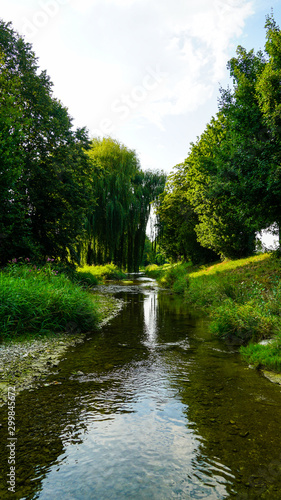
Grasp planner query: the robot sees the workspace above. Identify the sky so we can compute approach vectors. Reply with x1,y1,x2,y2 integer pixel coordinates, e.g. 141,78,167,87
1,0,281,175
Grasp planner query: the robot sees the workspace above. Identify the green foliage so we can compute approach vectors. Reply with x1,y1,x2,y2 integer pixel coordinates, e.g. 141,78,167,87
185,112,259,259
145,262,191,294
77,263,127,283
159,263,190,294
0,263,100,340
84,137,166,272
209,300,277,343
155,164,218,264
241,339,281,371
0,20,94,265
145,264,169,280
141,237,167,267
0,21,165,270
183,253,281,361
171,18,281,260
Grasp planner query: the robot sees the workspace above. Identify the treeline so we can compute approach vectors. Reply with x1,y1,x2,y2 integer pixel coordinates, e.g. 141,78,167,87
156,14,281,262
0,20,165,271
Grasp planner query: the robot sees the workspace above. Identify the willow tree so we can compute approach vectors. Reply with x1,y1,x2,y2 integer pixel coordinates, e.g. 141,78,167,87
126,169,166,272
84,138,166,271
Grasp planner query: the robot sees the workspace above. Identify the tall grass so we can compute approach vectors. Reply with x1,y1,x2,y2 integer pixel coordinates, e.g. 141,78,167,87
76,263,127,285
0,263,101,340
159,263,191,294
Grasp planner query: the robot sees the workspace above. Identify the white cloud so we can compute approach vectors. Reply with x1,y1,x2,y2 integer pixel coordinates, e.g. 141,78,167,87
0,0,255,168
61,0,253,135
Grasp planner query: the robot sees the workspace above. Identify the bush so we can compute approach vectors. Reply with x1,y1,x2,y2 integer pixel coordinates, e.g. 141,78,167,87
74,268,99,287
145,264,165,280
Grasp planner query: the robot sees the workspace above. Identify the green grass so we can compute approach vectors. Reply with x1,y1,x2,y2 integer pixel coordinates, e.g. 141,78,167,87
209,299,277,343
145,264,167,280
0,263,101,340
145,262,191,293
159,263,191,294
76,263,127,284
148,253,281,372
240,338,281,372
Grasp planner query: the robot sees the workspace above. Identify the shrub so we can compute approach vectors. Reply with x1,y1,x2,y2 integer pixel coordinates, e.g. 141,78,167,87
159,263,190,294
145,264,165,280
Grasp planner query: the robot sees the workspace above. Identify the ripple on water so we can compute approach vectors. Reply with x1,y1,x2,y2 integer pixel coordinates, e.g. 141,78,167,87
2,280,281,500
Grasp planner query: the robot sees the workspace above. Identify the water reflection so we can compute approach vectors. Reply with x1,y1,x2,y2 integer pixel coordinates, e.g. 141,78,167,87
1,278,281,498
143,291,158,348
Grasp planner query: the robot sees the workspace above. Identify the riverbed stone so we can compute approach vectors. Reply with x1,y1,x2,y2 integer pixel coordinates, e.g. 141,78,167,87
0,296,123,406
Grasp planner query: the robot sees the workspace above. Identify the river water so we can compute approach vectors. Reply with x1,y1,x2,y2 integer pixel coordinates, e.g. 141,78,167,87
1,275,281,499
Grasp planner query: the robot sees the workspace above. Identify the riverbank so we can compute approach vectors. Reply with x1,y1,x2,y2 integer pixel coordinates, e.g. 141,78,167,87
0,294,123,406
146,253,281,375
0,261,126,406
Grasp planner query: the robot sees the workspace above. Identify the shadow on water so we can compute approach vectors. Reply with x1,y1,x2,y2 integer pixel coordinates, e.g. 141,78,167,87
1,275,281,498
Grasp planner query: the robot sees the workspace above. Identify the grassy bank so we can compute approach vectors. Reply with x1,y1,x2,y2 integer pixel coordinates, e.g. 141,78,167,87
146,254,281,372
0,261,126,342
76,263,127,286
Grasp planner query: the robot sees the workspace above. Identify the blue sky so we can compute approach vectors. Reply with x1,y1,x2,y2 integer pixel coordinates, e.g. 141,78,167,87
1,0,281,174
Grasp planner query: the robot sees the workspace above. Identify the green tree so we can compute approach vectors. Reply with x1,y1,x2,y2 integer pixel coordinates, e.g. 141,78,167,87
0,20,93,264
185,114,256,259
127,169,166,271
256,14,281,243
156,164,218,264
84,137,140,266
183,42,270,259
84,138,166,271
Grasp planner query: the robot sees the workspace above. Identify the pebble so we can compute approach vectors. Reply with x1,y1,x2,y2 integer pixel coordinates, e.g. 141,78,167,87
0,296,123,406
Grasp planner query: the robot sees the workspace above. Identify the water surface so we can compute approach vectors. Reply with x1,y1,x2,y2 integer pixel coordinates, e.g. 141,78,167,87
1,275,281,499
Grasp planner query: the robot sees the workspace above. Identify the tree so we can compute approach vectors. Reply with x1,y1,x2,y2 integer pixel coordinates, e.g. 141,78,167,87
84,137,140,266
0,20,93,264
84,137,166,271
156,164,218,263
184,113,257,259
0,41,33,261
255,14,281,243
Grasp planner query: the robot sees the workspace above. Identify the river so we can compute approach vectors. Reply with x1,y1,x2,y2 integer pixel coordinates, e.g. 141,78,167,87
1,274,281,499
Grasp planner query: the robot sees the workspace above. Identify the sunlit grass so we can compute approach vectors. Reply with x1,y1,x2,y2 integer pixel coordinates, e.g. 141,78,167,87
188,253,270,278
76,263,127,284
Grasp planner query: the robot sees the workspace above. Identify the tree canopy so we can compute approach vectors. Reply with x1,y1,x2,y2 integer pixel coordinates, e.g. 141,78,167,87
0,20,93,265
84,137,166,271
0,20,165,270
157,13,281,261
3,14,281,268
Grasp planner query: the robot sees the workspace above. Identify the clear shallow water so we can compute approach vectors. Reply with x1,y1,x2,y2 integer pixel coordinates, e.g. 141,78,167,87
1,275,281,499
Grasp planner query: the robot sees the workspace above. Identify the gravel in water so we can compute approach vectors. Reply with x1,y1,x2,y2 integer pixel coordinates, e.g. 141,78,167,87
0,295,123,406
